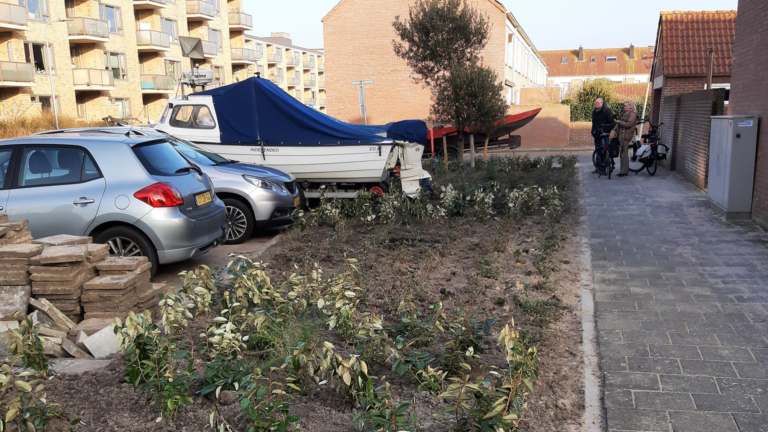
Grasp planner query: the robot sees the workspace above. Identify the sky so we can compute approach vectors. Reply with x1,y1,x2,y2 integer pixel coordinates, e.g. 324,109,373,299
242,0,738,50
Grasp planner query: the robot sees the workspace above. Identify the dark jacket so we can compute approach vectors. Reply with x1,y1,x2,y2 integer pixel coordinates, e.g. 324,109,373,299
591,104,614,137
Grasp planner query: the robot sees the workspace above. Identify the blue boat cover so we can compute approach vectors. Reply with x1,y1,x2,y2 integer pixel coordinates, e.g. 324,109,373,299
197,78,425,146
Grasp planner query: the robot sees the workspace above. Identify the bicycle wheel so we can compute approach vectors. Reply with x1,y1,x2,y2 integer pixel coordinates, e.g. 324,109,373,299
607,158,612,179
646,154,658,176
628,142,644,173
592,150,599,168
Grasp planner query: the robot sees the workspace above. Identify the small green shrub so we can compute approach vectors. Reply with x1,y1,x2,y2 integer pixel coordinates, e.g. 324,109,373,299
443,314,494,375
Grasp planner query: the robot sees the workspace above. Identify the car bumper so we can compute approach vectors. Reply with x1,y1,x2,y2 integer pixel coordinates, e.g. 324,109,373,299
248,188,300,226
136,200,227,265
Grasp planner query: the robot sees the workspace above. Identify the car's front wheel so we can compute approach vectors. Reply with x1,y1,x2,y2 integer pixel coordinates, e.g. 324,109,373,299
94,226,159,276
223,198,254,245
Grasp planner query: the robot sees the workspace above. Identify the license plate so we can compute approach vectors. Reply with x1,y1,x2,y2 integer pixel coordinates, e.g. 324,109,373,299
195,191,212,207
294,196,300,207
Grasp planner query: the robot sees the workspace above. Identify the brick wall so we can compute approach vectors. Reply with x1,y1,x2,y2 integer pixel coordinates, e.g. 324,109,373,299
613,83,650,101
519,87,560,105
659,94,681,170
508,104,570,148
662,89,725,189
729,0,768,228
569,121,651,149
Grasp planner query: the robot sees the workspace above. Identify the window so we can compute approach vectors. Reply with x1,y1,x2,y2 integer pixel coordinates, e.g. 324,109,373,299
6,43,11,62
606,56,618,62
169,105,216,129
70,46,81,68
18,0,49,22
64,0,74,17
132,141,192,177
213,65,223,83
590,56,596,63
257,64,264,75
161,18,178,43
209,29,222,52
164,59,181,82
159,103,170,124
104,52,127,80
18,147,101,187
31,95,56,113
0,148,13,189
98,3,122,34
24,42,53,74
111,97,131,117
561,57,568,64
76,94,86,118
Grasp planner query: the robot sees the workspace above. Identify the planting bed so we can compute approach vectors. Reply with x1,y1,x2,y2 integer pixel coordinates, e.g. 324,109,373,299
41,156,585,432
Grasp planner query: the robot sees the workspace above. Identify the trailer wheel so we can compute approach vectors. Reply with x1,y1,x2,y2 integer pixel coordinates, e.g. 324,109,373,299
437,144,460,159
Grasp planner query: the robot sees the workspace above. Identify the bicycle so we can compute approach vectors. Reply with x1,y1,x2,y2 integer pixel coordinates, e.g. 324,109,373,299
591,124,615,179
628,120,669,176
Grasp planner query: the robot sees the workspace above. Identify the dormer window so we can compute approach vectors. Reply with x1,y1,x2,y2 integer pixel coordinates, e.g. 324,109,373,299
590,57,596,63
561,57,568,64
606,56,618,62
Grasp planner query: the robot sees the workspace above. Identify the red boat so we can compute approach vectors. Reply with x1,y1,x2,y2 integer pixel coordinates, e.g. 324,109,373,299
425,108,542,158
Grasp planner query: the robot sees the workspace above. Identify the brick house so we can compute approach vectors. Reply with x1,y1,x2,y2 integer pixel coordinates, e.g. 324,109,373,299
728,0,768,228
322,0,547,125
541,45,654,100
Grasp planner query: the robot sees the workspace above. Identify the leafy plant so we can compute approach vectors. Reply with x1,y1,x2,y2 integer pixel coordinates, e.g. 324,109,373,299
201,354,249,398
392,350,447,395
478,257,499,280
8,317,50,378
443,314,494,375
180,265,216,315
439,184,467,217
353,380,417,432
159,292,194,335
470,189,495,220
396,300,446,348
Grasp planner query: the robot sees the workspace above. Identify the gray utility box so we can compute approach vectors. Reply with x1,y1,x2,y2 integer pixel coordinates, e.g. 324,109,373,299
707,115,759,220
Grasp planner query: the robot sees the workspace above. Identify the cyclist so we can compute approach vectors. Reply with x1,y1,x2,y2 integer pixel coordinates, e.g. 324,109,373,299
591,98,614,175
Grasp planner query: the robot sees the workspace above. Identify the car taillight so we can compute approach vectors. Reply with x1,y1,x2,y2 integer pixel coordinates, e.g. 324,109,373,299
134,183,184,207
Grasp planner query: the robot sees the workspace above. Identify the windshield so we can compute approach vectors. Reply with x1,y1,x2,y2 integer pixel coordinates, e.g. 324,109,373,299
169,137,230,167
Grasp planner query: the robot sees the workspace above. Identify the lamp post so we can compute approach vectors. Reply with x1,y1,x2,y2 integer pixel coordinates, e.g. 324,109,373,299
45,18,73,130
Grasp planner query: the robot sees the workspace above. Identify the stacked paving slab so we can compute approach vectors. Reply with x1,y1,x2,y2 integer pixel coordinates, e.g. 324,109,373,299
0,243,42,323
84,257,164,320
0,216,33,245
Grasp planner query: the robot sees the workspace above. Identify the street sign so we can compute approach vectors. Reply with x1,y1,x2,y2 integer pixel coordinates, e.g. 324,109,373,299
351,79,375,86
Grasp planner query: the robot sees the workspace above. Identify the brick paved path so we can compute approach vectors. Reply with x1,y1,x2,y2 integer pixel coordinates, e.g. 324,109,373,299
582,162,768,432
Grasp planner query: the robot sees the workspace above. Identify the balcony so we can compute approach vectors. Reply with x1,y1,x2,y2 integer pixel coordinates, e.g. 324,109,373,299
304,80,316,88
67,17,109,43
0,3,28,31
318,63,325,72
267,54,282,64
319,98,326,107
228,11,252,30
186,0,215,21
141,74,174,94
136,30,171,52
286,77,300,87
133,0,170,10
0,61,34,88
303,61,315,70
73,69,115,91
318,79,325,89
202,40,217,58
269,75,283,84
285,57,299,67
231,48,256,64
293,91,302,102
305,98,316,106
254,50,263,61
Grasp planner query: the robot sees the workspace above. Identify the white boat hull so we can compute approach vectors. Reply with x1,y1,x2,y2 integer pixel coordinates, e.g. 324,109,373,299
195,143,395,183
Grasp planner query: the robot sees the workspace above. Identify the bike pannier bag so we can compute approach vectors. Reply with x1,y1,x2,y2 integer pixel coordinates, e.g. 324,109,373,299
609,138,620,158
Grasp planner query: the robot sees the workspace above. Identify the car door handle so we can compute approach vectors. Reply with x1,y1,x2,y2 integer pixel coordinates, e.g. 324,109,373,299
73,198,96,206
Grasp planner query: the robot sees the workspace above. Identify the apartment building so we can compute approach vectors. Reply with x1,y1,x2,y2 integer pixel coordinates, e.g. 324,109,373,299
0,0,254,123
242,33,326,113
322,0,547,124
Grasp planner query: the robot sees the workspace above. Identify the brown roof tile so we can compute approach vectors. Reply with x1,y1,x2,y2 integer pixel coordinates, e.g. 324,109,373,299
540,47,654,77
658,10,737,77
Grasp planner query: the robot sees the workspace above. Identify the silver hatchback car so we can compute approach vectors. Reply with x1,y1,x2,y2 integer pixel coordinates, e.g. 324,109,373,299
37,127,301,244
0,134,227,274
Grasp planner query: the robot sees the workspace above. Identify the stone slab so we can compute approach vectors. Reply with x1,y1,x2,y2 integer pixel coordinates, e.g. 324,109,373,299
0,258,31,266
42,340,67,358
28,310,66,332
0,243,43,258
50,358,112,374
84,274,140,291
61,338,92,359
37,245,88,265
87,252,109,264
83,312,125,320
0,275,30,285
28,298,76,330
68,318,115,337
0,285,30,321
96,256,148,272
82,325,120,358
75,330,88,351
33,235,92,246
0,220,27,232
99,262,153,277
0,233,34,245
38,325,68,339
0,320,20,332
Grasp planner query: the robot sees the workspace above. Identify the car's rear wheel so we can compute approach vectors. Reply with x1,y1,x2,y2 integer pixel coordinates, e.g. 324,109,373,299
223,198,254,245
94,226,159,277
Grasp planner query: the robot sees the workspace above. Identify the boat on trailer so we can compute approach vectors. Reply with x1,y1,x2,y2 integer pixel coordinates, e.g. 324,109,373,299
155,77,431,198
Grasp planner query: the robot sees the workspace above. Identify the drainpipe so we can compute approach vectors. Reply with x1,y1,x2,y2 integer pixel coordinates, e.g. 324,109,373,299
706,46,714,90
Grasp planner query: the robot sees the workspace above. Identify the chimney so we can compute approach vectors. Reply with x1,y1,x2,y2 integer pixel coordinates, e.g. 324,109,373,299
629,43,635,59
578,45,584,62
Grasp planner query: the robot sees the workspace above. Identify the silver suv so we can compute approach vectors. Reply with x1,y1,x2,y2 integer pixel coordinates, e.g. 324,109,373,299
0,134,227,275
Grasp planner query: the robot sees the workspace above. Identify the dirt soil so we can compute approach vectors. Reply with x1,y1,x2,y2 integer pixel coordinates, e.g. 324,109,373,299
45,160,585,432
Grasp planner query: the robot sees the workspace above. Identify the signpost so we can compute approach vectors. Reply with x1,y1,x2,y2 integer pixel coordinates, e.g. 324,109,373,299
351,79,374,125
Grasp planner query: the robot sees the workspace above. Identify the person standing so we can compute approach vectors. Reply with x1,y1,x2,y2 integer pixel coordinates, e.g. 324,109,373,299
613,100,638,177
591,98,613,174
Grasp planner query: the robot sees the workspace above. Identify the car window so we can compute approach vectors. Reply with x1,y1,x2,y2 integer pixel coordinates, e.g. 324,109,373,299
0,148,13,189
18,147,99,187
170,139,228,166
133,141,192,176
82,154,100,181
169,105,215,129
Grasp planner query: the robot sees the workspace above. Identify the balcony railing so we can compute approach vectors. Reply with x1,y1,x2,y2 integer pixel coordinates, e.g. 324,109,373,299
186,1,215,17
228,11,252,28
285,57,299,67
303,61,315,70
306,98,316,106
67,17,109,39
0,61,33,84
304,80,316,87
319,99,326,106
133,0,171,8
267,54,282,63
318,64,325,72
141,74,174,91
73,69,114,88
269,75,283,84
294,91,302,101
254,50,263,60
231,48,256,62
136,30,170,48
0,3,27,28
318,80,325,88
287,77,300,86
202,40,218,56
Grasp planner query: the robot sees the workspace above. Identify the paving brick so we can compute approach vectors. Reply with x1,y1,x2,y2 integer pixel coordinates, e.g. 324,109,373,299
633,391,694,410
95,256,148,272
605,408,670,431
699,346,757,362
32,235,91,246
37,245,87,264
680,360,738,378
622,331,672,345
627,357,683,374
731,413,768,432
603,356,629,372
82,325,120,358
667,411,738,432
604,388,635,408
83,274,140,291
601,341,651,357
659,374,719,393
733,362,768,379
754,395,768,412
716,378,768,395
650,344,702,360
668,332,719,346
604,372,660,391
692,393,760,413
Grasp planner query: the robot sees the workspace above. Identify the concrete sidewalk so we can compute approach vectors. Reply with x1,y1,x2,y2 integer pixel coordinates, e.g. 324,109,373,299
582,160,768,432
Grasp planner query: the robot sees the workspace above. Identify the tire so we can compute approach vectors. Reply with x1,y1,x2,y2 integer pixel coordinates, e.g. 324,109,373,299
646,157,658,176
94,226,159,277
223,198,255,245
592,150,599,168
